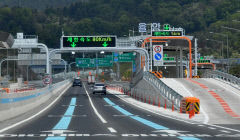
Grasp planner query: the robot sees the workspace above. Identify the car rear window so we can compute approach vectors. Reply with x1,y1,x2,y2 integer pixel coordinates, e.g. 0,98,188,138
74,79,81,82
95,84,104,86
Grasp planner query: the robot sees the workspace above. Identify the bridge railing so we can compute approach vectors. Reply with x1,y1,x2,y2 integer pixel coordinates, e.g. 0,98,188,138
203,70,240,86
143,72,183,109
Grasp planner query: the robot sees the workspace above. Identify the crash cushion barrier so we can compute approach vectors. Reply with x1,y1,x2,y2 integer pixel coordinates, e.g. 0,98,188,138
180,97,200,114
151,71,163,79
0,80,71,122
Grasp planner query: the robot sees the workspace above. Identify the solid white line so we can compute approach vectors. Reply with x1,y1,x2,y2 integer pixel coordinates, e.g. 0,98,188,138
0,82,71,133
108,127,117,133
208,124,240,133
83,84,107,123
220,130,231,133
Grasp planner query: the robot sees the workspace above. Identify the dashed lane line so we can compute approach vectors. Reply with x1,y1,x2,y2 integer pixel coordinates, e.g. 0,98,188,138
47,115,87,118
220,130,231,133
108,127,117,133
1,133,240,138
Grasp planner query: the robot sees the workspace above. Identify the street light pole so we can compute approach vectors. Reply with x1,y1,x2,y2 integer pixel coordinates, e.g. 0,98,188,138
206,38,223,58
209,32,229,72
68,62,76,72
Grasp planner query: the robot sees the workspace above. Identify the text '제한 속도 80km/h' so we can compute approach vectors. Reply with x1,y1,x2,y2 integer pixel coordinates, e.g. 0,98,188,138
62,36,116,47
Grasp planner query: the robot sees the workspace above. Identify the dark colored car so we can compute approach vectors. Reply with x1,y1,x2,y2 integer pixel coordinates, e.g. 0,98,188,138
72,78,82,87
93,83,106,95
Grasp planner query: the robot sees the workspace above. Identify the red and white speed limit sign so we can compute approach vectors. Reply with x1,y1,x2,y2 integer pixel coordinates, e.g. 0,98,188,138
43,75,52,85
154,45,162,53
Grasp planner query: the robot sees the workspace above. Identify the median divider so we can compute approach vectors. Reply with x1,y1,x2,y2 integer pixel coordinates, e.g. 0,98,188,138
0,80,71,122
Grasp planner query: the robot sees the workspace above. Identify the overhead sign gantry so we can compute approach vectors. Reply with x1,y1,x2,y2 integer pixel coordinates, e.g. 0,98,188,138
62,36,116,48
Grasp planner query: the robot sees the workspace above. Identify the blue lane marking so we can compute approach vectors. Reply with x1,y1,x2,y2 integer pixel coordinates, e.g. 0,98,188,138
53,98,76,129
103,98,168,130
178,137,201,140
45,97,76,140
46,137,66,140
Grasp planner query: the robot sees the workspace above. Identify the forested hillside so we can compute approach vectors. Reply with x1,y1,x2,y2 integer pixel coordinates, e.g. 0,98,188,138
0,0,85,10
0,0,239,58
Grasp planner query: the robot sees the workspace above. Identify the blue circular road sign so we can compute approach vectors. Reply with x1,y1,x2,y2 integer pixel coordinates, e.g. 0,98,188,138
154,53,162,60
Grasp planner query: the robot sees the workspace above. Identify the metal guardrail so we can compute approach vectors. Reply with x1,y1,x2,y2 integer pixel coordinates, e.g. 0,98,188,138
143,72,183,109
203,70,240,86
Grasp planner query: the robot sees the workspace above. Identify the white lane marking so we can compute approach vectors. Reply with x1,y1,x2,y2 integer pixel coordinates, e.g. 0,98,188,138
47,114,87,117
42,129,76,134
0,82,72,133
104,104,125,107
113,114,139,117
177,80,209,124
62,105,83,107
220,130,231,133
68,134,75,136
207,124,240,133
108,127,117,133
83,84,107,123
18,134,25,137
198,125,204,127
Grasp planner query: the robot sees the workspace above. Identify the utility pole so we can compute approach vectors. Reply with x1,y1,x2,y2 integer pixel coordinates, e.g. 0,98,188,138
176,48,179,78
194,38,198,76
180,47,183,78
150,39,152,71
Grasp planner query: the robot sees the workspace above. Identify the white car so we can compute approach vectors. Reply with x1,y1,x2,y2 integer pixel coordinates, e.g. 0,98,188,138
92,83,106,95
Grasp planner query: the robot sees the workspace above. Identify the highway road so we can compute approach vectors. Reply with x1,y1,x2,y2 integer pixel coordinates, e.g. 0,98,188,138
1,82,240,140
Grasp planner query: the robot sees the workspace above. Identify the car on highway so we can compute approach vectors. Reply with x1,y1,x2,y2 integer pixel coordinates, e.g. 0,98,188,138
72,78,82,87
92,83,106,95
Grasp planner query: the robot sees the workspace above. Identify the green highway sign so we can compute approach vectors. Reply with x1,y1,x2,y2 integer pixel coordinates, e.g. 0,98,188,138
118,53,135,62
76,58,90,67
75,53,135,68
95,58,113,67
76,57,113,68
197,59,210,63
163,57,175,61
152,31,183,36
63,36,116,48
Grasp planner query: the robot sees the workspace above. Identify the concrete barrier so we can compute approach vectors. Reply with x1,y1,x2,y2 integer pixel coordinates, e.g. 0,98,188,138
0,80,71,122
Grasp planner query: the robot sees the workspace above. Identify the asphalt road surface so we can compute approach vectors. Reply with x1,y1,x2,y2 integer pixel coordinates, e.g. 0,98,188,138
1,82,240,140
